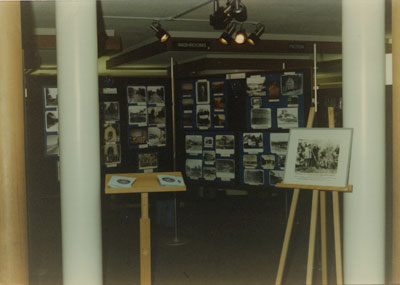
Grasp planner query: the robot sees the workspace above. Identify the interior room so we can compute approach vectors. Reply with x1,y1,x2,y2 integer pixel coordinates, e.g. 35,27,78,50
0,0,395,284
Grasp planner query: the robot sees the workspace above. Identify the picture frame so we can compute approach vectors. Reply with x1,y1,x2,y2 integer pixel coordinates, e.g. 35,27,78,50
283,128,353,187
195,79,210,104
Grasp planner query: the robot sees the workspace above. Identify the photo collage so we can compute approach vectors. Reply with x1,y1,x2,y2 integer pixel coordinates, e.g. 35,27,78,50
185,132,235,182
127,85,167,150
43,86,59,157
100,88,121,167
180,79,227,130
246,72,305,130
240,132,289,186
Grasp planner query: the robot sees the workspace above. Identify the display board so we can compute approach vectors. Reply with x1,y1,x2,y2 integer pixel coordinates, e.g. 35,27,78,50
177,70,311,188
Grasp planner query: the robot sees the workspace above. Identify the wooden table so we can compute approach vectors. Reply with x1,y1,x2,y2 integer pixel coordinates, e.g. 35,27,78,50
105,172,186,285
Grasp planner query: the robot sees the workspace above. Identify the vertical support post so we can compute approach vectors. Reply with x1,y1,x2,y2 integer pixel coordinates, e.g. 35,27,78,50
56,1,103,284
319,192,327,284
0,2,29,284
342,0,385,284
393,1,400,283
306,190,319,285
140,193,151,285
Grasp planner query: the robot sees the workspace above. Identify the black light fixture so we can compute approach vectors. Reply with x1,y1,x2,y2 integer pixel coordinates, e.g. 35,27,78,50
210,0,232,30
219,22,236,45
150,22,170,43
247,23,265,46
234,24,247,44
226,0,247,22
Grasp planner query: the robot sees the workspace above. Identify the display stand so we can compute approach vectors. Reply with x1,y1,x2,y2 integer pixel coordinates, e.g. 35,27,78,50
105,172,186,285
275,107,352,285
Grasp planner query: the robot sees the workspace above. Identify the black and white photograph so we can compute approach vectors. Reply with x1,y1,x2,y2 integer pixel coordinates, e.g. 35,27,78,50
251,108,271,129
196,80,210,104
251,97,262,108
203,167,217,181
185,159,202,179
213,114,226,128
129,127,148,146
45,110,59,132
213,97,225,112
287,95,299,106
148,127,166,146
103,123,120,143
128,105,148,126
182,98,194,112
267,80,280,101
284,128,353,187
196,105,211,129
44,87,58,107
183,113,194,128
243,154,258,168
181,83,193,98
147,86,165,105
281,73,303,96
127,86,147,104
138,152,158,170
148,106,166,126
243,132,263,153
246,75,266,97
277,108,299,128
216,159,235,180
101,102,120,121
270,133,289,154
261,155,275,169
104,144,121,165
269,170,284,185
215,134,235,156
46,134,59,156
204,136,214,148
277,154,286,169
185,135,203,154
244,169,264,185
203,150,216,165
211,81,225,96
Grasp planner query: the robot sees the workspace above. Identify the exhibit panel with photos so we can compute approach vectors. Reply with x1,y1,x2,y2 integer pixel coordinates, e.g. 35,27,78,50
179,78,228,130
178,70,309,188
185,132,236,183
42,86,60,157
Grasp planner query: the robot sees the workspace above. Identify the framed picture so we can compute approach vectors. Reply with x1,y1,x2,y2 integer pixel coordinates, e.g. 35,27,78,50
147,86,165,105
45,110,59,133
196,80,210,104
127,86,147,104
281,73,303,96
43,87,58,108
138,152,158,170
283,128,353,187
101,101,120,121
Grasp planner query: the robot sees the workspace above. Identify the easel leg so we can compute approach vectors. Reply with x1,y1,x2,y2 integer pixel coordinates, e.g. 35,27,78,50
306,190,319,285
332,191,343,285
140,193,151,285
320,192,328,284
275,189,300,285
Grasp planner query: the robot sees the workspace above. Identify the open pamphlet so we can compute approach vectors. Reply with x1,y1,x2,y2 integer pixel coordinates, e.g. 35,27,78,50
108,176,136,188
157,174,185,187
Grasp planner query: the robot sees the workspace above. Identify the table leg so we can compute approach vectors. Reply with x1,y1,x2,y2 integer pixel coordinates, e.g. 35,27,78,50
140,193,151,285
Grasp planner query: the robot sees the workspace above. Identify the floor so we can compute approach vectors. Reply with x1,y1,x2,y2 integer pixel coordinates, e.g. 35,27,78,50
29,188,340,285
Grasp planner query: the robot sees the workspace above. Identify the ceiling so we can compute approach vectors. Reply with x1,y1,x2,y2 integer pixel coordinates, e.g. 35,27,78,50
22,0,391,78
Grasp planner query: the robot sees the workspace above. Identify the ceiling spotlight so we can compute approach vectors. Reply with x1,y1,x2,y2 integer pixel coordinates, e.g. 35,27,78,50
210,1,232,30
219,22,236,45
234,24,247,44
247,24,265,46
150,22,170,43
226,0,247,22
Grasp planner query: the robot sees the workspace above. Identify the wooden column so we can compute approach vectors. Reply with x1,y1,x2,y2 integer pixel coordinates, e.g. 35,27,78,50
0,2,29,284
392,1,400,283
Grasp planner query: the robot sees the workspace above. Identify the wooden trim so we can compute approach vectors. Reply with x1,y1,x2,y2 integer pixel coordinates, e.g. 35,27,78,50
276,183,353,193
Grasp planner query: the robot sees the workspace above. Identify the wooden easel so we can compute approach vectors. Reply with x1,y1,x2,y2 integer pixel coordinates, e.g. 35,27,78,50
275,107,353,285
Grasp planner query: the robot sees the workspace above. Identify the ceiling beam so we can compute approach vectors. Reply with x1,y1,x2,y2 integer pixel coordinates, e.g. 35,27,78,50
106,37,343,69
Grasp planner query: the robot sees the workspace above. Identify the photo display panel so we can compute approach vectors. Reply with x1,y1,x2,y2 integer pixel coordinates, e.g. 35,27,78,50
246,71,306,130
179,78,228,130
42,86,59,157
184,132,236,183
239,131,288,186
127,85,167,150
